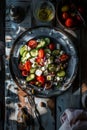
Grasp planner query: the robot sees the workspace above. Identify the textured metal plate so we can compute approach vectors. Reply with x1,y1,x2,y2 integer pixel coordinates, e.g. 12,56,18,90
9,26,78,97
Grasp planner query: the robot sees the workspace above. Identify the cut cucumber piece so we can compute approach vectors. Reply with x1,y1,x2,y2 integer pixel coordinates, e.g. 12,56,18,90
47,56,54,64
22,51,30,59
30,49,38,57
48,64,56,72
19,45,27,56
37,40,46,49
30,68,36,73
21,51,30,63
57,70,66,77
22,51,28,57
44,37,50,45
52,49,60,56
21,57,27,63
44,49,51,54
26,74,35,81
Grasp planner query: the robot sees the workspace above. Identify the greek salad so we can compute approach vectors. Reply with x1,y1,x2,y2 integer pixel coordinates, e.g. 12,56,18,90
18,37,69,89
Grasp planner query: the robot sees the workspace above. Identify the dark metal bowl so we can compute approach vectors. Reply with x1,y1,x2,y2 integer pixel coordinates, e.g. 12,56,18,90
56,0,86,30
9,26,78,97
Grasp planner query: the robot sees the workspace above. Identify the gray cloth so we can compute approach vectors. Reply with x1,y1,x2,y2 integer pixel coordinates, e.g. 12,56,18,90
59,109,87,130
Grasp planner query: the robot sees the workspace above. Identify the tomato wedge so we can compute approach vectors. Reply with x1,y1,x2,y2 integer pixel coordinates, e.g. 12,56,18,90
59,54,69,62
36,57,44,66
36,76,45,84
29,81,35,85
18,63,25,70
38,49,45,58
22,70,28,76
27,39,37,48
24,61,31,71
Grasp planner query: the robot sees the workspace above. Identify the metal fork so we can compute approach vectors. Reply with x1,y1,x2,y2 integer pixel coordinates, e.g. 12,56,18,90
28,96,45,130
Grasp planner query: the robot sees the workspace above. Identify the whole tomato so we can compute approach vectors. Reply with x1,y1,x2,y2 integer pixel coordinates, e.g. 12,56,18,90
65,18,74,27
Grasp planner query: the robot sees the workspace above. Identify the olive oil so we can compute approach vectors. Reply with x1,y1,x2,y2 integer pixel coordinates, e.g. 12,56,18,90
37,8,54,22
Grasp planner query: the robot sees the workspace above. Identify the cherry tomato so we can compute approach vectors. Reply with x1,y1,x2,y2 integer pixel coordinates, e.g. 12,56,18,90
22,70,28,76
49,43,55,50
27,39,37,48
65,18,74,27
24,61,31,71
62,12,69,20
59,54,69,62
18,63,25,70
36,76,45,84
36,57,44,66
38,49,45,58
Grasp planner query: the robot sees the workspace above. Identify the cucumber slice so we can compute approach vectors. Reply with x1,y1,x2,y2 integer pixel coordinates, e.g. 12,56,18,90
57,70,66,77
30,68,36,73
44,37,50,45
21,51,30,63
44,49,51,54
52,49,60,56
22,51,30,58
21,57,27,63
26,52,31,59
22,51,28,57
48,64,56,72
26,74,35,81
37,39,46,49
47,56,54,64
19,45,27,56
30,49,38,57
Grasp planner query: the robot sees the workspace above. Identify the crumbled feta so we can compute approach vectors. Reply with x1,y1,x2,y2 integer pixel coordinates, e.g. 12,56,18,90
30,58,35,63
32,63,36,68
60,51,64,55
27,46,31,50
35,69,42,76
56,77,60,81
26,53,30,58
41,67,45,71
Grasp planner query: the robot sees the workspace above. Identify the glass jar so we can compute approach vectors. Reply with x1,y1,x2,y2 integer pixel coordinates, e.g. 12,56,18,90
33,0,55,25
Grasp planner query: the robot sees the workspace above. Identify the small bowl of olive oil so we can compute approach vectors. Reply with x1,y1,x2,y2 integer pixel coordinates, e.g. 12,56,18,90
33,0,55,24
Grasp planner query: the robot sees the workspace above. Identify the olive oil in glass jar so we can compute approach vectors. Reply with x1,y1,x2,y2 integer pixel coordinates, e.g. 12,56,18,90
34,0,55,24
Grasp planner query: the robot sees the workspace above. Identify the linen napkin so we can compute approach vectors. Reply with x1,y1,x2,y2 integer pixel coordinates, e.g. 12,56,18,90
59,108,87,130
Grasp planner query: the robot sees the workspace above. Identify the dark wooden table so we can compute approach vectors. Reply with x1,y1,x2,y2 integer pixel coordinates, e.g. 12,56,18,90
0,1,5,130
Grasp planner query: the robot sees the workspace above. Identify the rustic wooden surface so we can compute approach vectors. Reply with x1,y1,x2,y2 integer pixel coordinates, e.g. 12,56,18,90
0,1,5,130
3,0,87,130
5,1,56,130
